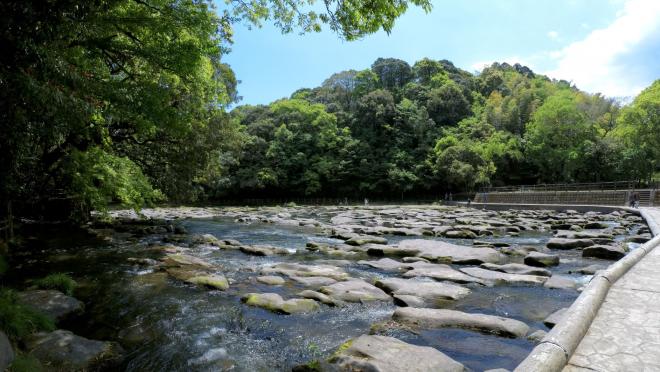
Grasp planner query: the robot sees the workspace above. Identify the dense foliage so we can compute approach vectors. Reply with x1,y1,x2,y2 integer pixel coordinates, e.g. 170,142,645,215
221,61,659,199
0,0,429,219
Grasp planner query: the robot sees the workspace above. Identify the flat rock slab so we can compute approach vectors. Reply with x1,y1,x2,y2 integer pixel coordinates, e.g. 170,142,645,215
569,264,606,275
240,245,290,256
543,307,567,328
582,245,626,260
524,252,560,267
25,330,123,370
17,290,84,321
393,307,529,338
261,263,349,280
543,275,577,290
329,334,465,372
256,276,286,285
241,293,319,314
546,238,595,250
185,274,229,290
459,267,548,286
297,290,343,306
399,239,501,264
375,277,470,303
357,258,408,271
320,279,391,303
403,263,487,285
289,276,337,288
480,263,552,277
161,253,213,269
345,235,388,246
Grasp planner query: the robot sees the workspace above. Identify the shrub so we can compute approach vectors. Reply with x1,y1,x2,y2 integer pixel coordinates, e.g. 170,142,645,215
9,353,43,372
0,289,55,340
33,273,77,296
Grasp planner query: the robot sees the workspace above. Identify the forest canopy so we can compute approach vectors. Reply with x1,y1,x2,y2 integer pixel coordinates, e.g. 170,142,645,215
0,0,657,220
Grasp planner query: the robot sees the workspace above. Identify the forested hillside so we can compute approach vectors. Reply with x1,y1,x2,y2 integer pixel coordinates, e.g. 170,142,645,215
219,60,659,199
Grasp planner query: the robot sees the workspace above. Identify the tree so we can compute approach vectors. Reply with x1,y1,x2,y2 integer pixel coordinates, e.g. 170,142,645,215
371,58,413,91
426,81,471,126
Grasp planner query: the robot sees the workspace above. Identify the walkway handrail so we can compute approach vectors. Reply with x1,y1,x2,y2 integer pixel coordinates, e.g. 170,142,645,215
481,181,658,193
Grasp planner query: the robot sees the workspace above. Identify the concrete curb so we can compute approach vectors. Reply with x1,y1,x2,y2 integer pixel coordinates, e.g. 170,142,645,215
515,208,660,372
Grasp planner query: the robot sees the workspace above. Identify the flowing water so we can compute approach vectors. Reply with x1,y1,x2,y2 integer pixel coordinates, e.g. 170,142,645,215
5,208,647,371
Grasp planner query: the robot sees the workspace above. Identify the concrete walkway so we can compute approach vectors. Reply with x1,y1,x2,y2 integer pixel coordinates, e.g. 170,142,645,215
564,207,660,371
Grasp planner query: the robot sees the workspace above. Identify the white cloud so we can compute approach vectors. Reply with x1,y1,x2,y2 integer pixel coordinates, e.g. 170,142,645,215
547,31,559,40
546,0,660,97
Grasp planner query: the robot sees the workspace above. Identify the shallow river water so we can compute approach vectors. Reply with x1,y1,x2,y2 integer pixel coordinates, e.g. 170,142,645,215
6,206,648,371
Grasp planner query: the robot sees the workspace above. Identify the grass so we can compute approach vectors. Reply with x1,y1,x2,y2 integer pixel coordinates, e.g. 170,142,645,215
9,353,43,372
0,289,55,341
33,273,77,296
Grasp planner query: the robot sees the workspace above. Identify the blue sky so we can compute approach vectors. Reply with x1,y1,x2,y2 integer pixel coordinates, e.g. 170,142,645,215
222,0,660,105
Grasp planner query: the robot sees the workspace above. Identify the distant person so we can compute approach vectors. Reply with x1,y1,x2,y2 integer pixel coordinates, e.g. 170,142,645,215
628,193,634,207
633,192,640,208
467,198,472,207
449,193,453,201
444,192,448,201
364,198,369,206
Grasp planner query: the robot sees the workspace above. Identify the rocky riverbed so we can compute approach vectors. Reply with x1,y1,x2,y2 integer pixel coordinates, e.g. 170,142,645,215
6,205,652,371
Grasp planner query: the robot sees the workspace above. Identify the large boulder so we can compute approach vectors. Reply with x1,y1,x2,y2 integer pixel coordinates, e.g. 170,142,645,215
320,279,391,303
161,253,213,269
357,258,408,271
17,290,84,321
524,252,559,267
25,330,124,370
297,290,343,306
329,335,465,372
582,245,626,260
399,239,501,264
256,276,286,285
393,307,529,338
289,276,337,288
0,331,14,371
375,278,470,304
403,263,487,285
546,238,594,250
459,267,547,286
345,235,388,246
241,293,320,314
480,263,552,277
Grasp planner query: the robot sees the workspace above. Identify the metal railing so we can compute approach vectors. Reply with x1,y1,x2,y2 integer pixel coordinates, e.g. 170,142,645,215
480,181,659,193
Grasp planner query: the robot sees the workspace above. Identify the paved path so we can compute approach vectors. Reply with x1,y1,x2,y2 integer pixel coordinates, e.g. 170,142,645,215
565,207,660,372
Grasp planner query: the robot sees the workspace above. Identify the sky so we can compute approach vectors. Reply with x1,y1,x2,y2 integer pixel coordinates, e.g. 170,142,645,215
222,0,660,106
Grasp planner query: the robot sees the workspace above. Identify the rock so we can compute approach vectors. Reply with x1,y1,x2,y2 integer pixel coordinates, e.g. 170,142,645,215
297,290,343,306
17,290,84,321
393,307,529,338
290,276,338,288
365,244,420,257
480,263,552,277
444,230,477,239
375,277,470,304
357,258,408,271
320,279,391,303
262,263,349,281
329,335,465,372
501,246,537,256
0,331,14,371
524,252,560,267
345,235,388,246
628,234,651,243
582,245,626,260
584,222,608,229
543,276,577,290
241,293,320,314
161,254,213,269
527,329,547,342
398,239,501,264
173,225,187,234
392,295,428,308
240,245,290,256
191,233,221,246
25,330,124,370
546,238,594,249
569,264,606,275
186,274,229,290
543,308,567,328
403,263,487,285
257,276,286,285
459,267,547,286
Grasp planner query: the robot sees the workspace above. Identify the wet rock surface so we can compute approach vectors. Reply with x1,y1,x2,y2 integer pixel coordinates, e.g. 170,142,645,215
25,330,124,370
17,290,84,321
4,205,645,371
